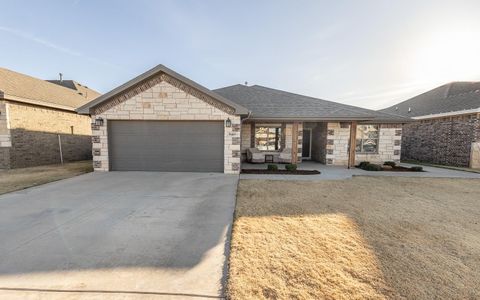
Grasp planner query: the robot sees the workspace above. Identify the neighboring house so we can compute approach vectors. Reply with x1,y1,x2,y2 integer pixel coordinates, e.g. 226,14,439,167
381,82,480,168
0,67,100,169
77,64,409,174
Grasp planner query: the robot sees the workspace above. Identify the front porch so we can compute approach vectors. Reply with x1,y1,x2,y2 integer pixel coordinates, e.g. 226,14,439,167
240,120,402,167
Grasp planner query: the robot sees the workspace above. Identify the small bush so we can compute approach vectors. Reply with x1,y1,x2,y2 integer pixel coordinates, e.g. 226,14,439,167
410,166,423,172
383,161,396,167
267,164,278,171
285,164,297,171
358,161,370,169
364,163,383,171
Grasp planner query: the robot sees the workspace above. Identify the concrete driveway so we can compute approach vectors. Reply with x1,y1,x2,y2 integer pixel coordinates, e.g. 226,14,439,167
0,172,238,299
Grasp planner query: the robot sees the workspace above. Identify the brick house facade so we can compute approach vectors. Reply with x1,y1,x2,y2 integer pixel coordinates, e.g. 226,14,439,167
0,67,99,169
402,114,480,168
380,81,480,168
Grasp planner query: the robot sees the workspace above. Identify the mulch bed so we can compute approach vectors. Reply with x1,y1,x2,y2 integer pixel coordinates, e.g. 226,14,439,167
356,166,424,172
241,169,321,175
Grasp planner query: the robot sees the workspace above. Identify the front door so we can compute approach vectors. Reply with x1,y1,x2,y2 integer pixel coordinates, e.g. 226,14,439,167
302,129,311,159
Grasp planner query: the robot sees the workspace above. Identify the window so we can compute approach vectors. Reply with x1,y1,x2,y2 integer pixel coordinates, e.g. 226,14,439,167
255,126,282,151
356,125,379,153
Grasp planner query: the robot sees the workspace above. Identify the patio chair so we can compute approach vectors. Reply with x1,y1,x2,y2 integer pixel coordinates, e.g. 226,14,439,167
278,148,292,163
246,148,265,163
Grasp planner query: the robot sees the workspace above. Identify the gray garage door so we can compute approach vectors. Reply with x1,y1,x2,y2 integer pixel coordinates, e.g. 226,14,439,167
109,121,224,172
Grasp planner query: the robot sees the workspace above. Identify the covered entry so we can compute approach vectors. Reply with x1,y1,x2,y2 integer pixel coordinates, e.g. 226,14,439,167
108,120,224,172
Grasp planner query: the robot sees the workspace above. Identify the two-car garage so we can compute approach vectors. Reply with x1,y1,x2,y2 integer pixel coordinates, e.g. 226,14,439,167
108,121,225,172
77,65,245,174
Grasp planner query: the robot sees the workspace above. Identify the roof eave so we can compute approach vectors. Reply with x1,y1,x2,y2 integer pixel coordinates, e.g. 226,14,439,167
245,116,411,123
3,93,76,111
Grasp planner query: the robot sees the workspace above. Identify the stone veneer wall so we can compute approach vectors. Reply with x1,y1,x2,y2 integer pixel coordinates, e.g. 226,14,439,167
402,114,480,167
240,122,302,163
5,102,92,168
0,101,11,168
91,80,241,174
325,122,402,165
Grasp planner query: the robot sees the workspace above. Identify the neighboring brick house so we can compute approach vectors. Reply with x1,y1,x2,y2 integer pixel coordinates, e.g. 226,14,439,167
77,64,409,174
0,67,100,169
380,82,480,168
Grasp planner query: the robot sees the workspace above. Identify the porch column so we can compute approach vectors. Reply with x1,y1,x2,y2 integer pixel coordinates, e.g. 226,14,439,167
348,121,357,168
291,122,299,163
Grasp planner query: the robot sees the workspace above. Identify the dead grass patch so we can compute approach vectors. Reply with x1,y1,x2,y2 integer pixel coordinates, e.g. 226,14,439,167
228,177,480,299
0,161,93,195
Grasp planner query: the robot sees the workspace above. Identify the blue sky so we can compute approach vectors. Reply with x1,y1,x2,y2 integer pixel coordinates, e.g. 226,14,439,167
1,0,480,109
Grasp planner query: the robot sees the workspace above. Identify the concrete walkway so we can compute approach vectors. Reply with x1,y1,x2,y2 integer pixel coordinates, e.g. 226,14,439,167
0,172,238,299
241,161,480,181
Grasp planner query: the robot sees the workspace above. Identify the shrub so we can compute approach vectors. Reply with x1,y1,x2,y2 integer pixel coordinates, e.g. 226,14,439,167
364,163,383,171
285,164,297,171
358,161,370,169
383,161,396,167
410,166,423,172
267,164,278,171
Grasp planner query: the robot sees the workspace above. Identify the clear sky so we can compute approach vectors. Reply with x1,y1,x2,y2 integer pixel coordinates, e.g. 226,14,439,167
1,0,480,109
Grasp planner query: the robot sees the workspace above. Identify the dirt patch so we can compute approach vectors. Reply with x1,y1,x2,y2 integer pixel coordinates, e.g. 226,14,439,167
241,169,320,175
0,161,93,195
228,177,480,299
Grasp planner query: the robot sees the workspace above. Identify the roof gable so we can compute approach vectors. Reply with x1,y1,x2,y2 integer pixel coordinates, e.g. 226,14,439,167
77,65,248,115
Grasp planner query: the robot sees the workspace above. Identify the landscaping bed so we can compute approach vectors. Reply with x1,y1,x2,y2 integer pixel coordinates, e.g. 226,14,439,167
242,163,320,175
357,161,424,172
241,169,320,175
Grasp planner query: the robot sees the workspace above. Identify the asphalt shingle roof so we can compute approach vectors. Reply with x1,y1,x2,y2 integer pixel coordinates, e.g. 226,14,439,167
380,82,480,118
214,84,409,122
0,67,99,110
47,80,100,101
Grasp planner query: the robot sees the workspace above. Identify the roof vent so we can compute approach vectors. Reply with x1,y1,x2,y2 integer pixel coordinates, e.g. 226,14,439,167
244,81,248,86
395,106,398,110
59,73,63,82
408,107,412,113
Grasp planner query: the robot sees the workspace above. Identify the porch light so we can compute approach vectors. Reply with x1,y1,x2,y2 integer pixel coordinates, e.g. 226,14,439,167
225,118,232,127
94,117,104,126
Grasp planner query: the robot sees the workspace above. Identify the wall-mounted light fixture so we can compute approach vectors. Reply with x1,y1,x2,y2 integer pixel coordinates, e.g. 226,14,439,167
225,118,232,128
94,117,104,126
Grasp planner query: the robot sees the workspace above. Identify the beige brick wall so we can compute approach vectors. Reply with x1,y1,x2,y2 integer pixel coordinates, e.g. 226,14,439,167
92,80,241,174
326,122,402,166
8,102,91,135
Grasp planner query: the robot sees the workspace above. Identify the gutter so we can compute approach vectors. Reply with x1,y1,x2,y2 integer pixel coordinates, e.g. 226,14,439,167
411,108,480,120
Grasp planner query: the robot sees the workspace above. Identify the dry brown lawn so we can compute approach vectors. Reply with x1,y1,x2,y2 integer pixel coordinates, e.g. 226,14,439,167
228,177,480,299
0,161,92,195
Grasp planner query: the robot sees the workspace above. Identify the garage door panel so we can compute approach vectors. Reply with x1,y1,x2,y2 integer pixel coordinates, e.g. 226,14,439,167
109,121,224,172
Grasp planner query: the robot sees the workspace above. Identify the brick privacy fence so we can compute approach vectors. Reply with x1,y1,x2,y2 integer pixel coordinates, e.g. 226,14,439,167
402,114,480,167
9,129,92,168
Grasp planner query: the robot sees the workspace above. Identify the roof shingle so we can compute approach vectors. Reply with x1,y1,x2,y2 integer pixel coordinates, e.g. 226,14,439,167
0,67,100,110
214,84,409,122
380,82,480,118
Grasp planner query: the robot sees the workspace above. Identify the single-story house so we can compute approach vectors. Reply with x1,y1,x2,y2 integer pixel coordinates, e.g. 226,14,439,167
380,82,480,168
0,67,100,169
77,64,409,174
